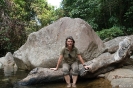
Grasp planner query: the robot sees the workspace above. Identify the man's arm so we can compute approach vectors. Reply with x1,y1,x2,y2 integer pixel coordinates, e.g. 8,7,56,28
77,54,90,69
50,55,63,71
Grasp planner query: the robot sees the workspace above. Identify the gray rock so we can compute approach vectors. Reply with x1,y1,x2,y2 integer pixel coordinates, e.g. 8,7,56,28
104,35,133,54
105,68,133,88
0,52,17,76
18,67,64,85
130,55,133,59
17,37,132,86
83,37,131,73
13,17,105,70
0,62,3,69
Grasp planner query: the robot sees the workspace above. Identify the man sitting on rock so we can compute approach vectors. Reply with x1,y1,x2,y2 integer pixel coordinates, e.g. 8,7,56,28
50,36,89,87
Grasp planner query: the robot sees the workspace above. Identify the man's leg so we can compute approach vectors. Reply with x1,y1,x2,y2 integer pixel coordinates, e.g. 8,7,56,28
72,75,78,86
62,63,71,87
71,62,79,87
64,75,71,87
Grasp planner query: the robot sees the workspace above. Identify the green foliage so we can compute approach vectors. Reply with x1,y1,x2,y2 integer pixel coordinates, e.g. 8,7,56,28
96,26,124,40
22,0,63,33
61,0,100,30
0,0,63,56
0,0,27,56
61,0,133,33
12,0,56,32
2,0,133,57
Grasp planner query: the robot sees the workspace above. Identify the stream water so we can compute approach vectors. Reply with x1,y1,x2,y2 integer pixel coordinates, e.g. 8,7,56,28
0,69,112,88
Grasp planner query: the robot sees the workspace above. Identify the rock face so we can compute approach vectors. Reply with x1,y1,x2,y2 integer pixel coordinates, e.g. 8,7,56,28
105,66,133,88
13,17,105,69
18,67,64,85
0,52,17,76
104,35,133,54
83,37,131,73
18,37,131,85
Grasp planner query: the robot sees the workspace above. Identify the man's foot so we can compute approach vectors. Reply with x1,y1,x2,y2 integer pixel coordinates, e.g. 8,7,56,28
67,83,71,87
72,83,76,87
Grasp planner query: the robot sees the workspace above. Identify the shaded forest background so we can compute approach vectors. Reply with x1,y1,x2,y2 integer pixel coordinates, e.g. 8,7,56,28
0,0,133,56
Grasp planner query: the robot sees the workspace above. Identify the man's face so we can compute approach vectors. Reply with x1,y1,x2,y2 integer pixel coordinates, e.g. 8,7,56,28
67,39,73,47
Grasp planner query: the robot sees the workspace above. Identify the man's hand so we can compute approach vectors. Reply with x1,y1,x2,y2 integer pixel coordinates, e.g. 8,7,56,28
84,66,91,71
50,68,58,71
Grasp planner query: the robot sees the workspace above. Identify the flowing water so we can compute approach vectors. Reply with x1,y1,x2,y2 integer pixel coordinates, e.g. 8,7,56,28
0,69,112,88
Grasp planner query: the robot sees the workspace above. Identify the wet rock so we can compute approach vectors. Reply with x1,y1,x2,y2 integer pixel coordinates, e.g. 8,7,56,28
0,52,18,76
18,67,64,85
0,62,3,69
130,55,133,59
105,67,133,88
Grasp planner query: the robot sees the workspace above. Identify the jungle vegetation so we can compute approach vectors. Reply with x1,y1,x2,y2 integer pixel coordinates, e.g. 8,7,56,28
0,0,133,56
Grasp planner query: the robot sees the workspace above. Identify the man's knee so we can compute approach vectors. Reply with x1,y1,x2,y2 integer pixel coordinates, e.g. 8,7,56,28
72,66,79,75
71,62,79,76
62,63,70,75
62,67,70,75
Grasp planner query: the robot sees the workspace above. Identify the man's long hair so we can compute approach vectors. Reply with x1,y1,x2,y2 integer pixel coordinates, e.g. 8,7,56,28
65,36,75,48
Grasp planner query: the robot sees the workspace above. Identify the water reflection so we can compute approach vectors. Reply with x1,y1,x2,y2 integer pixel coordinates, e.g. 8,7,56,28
0,69,112,88
4,64,17,77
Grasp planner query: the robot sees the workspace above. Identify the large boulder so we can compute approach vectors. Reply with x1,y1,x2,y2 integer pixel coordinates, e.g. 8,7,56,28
13,17,105,70
0,52,17,76
17,37,131,85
